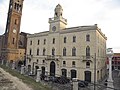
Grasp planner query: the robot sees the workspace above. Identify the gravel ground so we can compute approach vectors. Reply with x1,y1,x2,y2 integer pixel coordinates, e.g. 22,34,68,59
0,68,33,90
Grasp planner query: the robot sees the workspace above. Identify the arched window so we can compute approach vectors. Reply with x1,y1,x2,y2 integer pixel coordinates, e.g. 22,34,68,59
86,34,90,41
86,46,90,58
61,69,67,77
52,48,55,56
43,48,46,56
72,47,76,56
64,37,66,43
53,38,55,44
63,47,66,56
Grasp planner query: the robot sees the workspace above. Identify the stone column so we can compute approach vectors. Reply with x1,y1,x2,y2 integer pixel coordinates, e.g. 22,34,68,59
36,69,41,82
107,57,114,90
72,78,78,90
106,48,114,90
12,62,15,69
21,65,24,74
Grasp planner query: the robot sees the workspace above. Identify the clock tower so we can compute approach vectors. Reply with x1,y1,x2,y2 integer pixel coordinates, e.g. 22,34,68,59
49,4,67,32
2,0,24,62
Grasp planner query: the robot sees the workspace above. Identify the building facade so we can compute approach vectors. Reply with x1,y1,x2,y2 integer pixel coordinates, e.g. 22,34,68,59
26,4,107,82
1,0,24,63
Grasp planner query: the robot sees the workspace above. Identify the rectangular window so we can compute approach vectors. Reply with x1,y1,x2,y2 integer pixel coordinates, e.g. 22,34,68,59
29,49,32,55
73,36,76,42
64,37,66,43
37,49,39,55
12,38,15,44
30,40,32,45
44,39,46,45
53,38,55,44
37,40,40,45
86,34,90,41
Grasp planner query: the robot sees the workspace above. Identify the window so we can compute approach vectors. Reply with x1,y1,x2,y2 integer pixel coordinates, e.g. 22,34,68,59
15,19,17,25
73,36,76,42
63,47,66,56
29,59,31,63
37,40,40,45
63,61,66,64
64,37,66,43
63,61,66,67
30,40,32,45
12,38,15,44
43,48,46,56
52,48,55,56
72,47,76,56
86,62,90,68
36,59,39,63
43,60,45,63
72,61,75,67
37,48,39,55
53,38,55,44
86,46,90,58
29,49,32,55
44,39,46,45
86,34,90,41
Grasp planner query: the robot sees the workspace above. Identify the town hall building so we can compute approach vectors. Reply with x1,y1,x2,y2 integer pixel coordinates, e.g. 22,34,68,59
26,4,107,82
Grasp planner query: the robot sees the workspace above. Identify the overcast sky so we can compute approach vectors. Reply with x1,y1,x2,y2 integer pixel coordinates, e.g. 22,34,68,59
0,0,120,52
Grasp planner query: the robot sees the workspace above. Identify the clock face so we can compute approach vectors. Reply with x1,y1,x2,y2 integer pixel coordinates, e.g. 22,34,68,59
13,29,16,33
52,26,56,31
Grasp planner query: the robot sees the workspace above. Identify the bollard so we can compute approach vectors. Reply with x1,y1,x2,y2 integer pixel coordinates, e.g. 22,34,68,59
36,69,41,82
21,65,24,74
72,78,78,90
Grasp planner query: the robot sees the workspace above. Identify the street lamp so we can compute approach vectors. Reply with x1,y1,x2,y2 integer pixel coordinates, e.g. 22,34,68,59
106,48,114,90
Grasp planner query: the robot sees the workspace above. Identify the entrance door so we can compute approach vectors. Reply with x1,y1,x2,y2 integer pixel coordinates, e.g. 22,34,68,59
50,61,56,76
71,69,77,79
84,71,91,82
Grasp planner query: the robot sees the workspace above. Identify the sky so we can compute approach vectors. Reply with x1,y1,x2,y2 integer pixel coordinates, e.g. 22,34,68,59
0,0,120,52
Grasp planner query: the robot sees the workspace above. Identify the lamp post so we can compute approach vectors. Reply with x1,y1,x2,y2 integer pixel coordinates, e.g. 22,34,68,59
106,48,114,90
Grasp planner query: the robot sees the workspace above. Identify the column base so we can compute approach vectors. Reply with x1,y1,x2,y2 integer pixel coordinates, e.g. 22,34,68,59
107,79,114,90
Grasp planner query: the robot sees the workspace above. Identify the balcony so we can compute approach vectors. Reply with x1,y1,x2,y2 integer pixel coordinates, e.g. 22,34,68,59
82,56,93,62
45,55,61,61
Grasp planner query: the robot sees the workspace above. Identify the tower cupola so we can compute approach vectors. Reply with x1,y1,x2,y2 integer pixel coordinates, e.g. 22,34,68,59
54,4,63,18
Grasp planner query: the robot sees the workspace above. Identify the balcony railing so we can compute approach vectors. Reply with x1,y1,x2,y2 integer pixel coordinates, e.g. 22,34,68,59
82,56,93,62
45,55,61,61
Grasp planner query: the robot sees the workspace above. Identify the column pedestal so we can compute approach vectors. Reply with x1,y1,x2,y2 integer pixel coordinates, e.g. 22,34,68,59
107,57,114,90
36,69,41,82
12,62,15,69
21,65,24,74
72,78,78,90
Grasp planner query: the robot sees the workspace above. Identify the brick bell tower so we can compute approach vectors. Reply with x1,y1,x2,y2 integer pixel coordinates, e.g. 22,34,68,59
1,0,24,63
